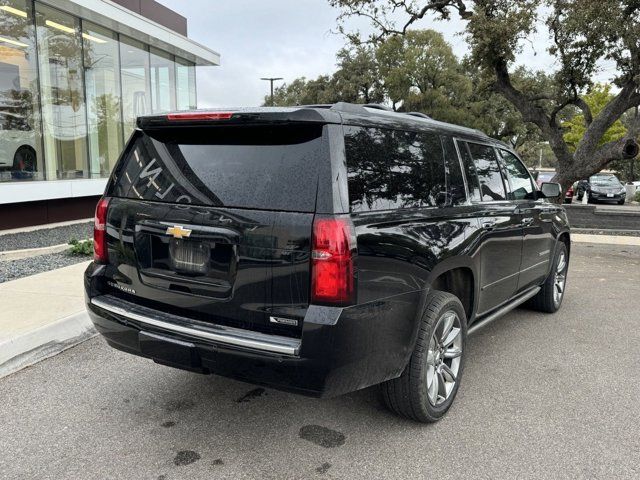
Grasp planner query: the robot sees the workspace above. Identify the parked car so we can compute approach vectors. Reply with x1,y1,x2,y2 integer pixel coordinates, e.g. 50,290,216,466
535,171,573,203
0,111,38,179
85,104,571,423
576,174,626,205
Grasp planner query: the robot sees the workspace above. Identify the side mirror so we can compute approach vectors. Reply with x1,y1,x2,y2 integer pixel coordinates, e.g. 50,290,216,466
540,182,561,199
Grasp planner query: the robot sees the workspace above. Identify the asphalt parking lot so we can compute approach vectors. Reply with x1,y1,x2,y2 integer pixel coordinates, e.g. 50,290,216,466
1,242,639,480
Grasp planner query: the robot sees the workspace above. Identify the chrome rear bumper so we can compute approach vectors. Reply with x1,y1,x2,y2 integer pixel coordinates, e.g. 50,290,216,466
90,295,301,356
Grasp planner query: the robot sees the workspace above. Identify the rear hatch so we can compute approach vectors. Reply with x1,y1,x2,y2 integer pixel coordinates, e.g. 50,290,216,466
102,120,329,338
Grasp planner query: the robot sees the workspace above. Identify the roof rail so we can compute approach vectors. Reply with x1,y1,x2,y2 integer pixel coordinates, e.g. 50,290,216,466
407,112,431,119
330,102,369,114
362,103,393,112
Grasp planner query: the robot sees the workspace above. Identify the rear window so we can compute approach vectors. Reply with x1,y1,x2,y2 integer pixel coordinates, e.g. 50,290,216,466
109,124,325,212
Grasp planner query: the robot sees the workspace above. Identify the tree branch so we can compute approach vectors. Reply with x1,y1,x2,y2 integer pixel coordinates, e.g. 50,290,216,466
574,81,640,162
493,58,574,166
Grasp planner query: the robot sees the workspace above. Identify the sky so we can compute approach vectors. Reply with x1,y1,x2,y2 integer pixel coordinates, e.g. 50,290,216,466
157,1,614,109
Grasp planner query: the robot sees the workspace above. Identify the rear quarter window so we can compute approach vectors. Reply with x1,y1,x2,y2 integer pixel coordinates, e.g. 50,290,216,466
344,126,451,212
109,124,325,212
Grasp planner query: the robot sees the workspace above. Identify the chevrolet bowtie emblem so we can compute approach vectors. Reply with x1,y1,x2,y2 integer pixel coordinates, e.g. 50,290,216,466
166,225,192,239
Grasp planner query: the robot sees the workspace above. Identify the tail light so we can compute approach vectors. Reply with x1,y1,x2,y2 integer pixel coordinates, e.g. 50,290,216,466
311,216,356,306
93,197,110,263
166,112,233,121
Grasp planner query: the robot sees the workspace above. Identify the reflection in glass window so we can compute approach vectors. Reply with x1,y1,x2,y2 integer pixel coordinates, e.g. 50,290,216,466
499,149,535,200
176,57,196,110
456,139,481,202
150,47,175,113
83,22,123,178
0,0,43,182
466,142,506,202
120,36,150,140
35,3,89,179
345,126,449,212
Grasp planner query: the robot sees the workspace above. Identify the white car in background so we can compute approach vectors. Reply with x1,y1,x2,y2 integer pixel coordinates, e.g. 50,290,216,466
0,111,38,179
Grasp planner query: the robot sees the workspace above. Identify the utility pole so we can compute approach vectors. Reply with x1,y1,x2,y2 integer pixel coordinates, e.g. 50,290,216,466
261,77,283,106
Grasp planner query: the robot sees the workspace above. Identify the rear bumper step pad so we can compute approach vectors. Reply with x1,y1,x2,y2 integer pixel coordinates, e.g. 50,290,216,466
90,295,301,356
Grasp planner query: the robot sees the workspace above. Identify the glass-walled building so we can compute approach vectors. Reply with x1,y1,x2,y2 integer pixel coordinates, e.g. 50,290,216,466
0,0,219,228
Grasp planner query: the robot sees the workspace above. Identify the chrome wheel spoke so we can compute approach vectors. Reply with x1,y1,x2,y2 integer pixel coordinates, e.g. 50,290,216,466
442,327,461,348
439,313,455,344
426,309,463,407
428,367,439,405
444,346,462,359
436,370,447,402
440,363,456,383
556,253,566,273
426,349,436,366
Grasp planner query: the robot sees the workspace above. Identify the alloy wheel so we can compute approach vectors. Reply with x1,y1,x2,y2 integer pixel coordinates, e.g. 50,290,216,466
553,251,567,306
426,310,463,407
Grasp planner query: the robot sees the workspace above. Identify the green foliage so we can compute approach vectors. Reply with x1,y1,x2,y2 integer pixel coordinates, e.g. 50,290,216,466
69,238,93,256
635,190,640,203
267,28,546,152
563,85,627,151
330,0,640,189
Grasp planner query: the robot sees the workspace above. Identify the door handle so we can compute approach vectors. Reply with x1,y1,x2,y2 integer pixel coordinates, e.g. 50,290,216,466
521,217,534,226
481,221,496,231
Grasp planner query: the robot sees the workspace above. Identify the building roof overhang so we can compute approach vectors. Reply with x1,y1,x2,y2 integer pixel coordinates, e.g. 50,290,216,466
38,0,220,66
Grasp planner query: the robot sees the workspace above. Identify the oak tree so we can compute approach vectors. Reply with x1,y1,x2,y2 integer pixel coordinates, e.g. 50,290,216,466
330,0,640,191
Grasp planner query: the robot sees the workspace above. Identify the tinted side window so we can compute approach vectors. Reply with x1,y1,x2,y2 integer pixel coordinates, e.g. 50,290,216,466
441,136,468,205
456,140,482,202
466,142,506,201
344,126,448,212
499,149,535,200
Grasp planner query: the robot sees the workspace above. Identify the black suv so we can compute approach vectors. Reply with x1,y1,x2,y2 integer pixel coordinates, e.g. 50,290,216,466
85,104,570,422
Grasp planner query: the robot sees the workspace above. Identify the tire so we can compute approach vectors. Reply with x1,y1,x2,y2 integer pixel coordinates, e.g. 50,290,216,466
526,242,569,313
381,291,467,423
12,146,37,180
618,199,625,205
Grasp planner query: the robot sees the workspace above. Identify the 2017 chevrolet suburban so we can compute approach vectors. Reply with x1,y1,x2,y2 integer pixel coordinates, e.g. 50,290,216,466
85,103,570,422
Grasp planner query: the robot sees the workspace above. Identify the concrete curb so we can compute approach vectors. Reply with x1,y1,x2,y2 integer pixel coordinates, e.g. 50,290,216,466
0,311,96,379
572,233,640,246
0,243,70,262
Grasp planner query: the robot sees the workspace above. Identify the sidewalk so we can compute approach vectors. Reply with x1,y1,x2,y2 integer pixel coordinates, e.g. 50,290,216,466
0,261,95,378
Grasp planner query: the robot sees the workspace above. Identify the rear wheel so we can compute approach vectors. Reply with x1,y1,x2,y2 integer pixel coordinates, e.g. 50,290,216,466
527,242,568,313
381,291,467,423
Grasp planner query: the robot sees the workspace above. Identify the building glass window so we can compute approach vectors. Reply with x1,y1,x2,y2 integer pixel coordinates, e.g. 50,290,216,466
35,3,89,180
82,22,122,178
175,57,196,110
0,0,43,182
120,35,149,141
150,47,175,113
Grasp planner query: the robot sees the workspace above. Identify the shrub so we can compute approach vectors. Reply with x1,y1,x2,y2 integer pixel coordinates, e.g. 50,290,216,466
69,238,94,256
635,190,640,203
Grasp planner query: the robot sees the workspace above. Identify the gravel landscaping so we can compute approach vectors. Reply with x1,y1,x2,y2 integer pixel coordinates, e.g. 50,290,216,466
0,251,89,283
0,221,93,252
